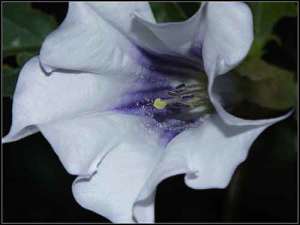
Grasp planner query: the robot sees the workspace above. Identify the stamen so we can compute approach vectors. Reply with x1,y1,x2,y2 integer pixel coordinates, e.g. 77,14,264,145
152,82,213,116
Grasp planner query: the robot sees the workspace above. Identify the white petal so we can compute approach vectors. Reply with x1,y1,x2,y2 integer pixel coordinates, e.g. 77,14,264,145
133,136,191,223
39,2,142,77
201,2,292,127
200,3,292,127
3,57,130,143
182,115,272,189
129,2,253,68
130,8,203,56
72,124,162,223
38,113,148,175
201,2,254,76
134,113,290,221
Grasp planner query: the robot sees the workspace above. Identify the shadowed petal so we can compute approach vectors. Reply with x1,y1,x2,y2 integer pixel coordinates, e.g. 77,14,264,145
2,57,130,143
129,2,253,69
130,7,204,57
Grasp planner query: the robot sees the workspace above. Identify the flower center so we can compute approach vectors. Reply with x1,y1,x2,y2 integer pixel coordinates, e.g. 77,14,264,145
153,82,213,115
114,72,214,129
147,71,214,123
113,49,215,144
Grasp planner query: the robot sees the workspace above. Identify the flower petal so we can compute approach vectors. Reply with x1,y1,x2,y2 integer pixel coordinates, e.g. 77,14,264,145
182,115,275,189
130,7,203,57
200,2,292,127
39,2,142,76
133,114,290,222
38,113,148,175
129,2,252,69
133,136,191,223
201,2,254,76
2,57,129,143
72,126,162,223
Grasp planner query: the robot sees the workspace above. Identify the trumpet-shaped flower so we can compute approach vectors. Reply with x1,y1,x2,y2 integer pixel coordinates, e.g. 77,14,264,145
3,2,291,223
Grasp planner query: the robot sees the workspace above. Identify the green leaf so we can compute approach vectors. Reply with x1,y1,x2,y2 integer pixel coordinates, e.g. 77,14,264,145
3,3,57,97
235,58,296,110
16,51,36,67
3,2,57,57
150,2,187,22
2,65,20,98
248,2,297,57
177,2,201,18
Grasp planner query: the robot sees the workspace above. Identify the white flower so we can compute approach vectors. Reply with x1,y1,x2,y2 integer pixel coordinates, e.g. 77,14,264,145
3,2,291,223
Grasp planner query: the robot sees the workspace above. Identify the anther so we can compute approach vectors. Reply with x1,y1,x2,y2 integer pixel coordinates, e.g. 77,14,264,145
153,98,168,110
152,81,213,117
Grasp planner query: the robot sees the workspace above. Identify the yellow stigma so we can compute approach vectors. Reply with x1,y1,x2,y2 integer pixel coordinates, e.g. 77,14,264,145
153,98,168,110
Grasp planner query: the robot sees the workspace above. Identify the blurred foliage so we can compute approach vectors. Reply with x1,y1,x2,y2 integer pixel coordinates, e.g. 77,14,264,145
236,2,298,111
2,65,20,97
150,2,188,22
3,3,56,57
248,2,297,57
236,58,296,110
2,2,57,97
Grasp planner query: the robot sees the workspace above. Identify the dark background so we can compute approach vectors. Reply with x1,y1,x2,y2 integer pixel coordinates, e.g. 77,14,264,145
2,2,298,223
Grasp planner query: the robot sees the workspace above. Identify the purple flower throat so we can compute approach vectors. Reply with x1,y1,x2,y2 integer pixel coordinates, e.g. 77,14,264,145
114,48,214,145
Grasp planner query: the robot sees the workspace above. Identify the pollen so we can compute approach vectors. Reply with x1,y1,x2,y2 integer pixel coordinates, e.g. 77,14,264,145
153,98,168,110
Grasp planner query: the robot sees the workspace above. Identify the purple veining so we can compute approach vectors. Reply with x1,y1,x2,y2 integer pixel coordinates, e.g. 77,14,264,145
113,46,207,146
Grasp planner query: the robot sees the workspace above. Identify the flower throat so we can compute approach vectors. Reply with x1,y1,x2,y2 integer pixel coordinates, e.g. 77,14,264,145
113,51,214,144
154,81,212,113
115,72,213,123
